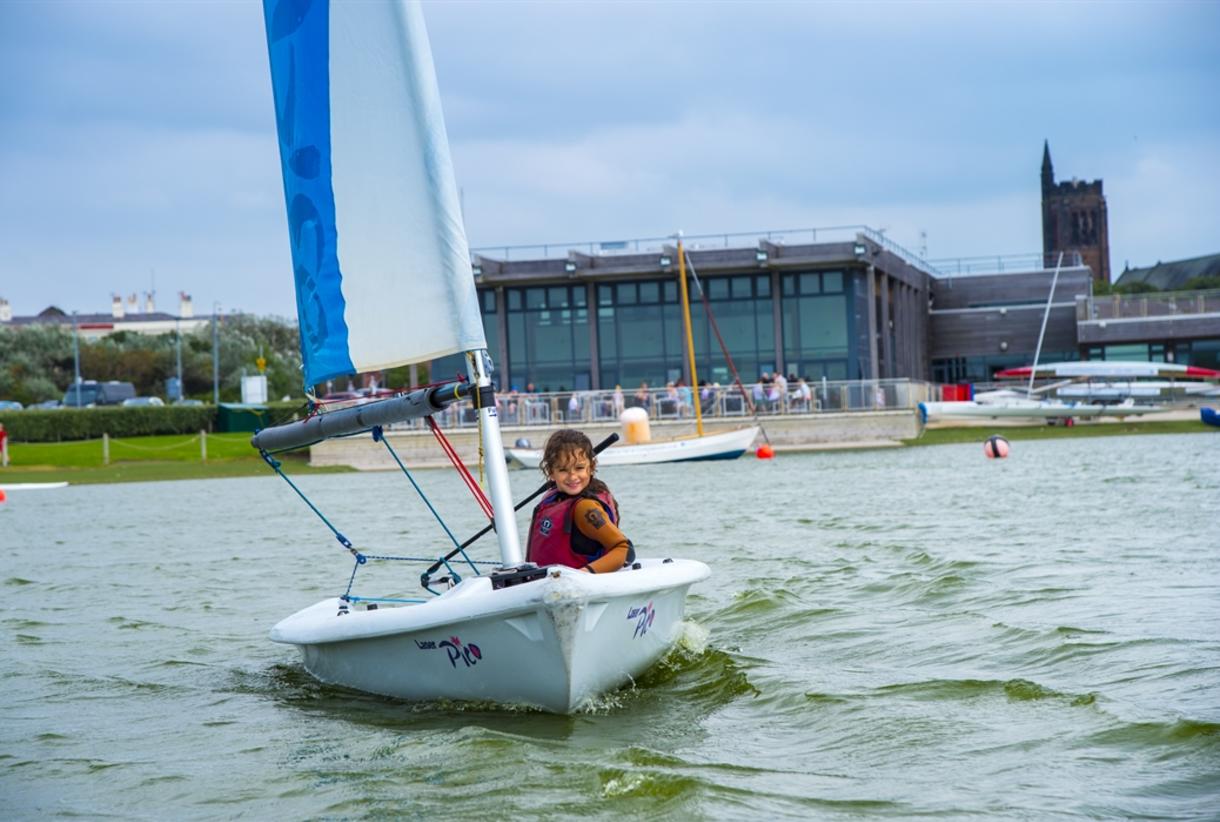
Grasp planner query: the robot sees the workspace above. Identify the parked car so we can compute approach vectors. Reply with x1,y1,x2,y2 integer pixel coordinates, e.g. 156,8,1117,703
31,399,62,410
62,381,137,407
122,396,165,407
174,398,205,407
0,400,24,411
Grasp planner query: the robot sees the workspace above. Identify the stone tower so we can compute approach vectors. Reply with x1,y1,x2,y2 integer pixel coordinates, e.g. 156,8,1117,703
1041,141,1110,284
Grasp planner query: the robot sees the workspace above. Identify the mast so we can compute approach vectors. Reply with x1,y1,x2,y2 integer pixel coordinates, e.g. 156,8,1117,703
467,350,523,566
1029,251,1064,394
677,239,705,436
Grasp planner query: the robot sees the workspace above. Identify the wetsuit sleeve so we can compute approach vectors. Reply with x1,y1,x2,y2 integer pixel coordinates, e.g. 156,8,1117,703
572,498,630,574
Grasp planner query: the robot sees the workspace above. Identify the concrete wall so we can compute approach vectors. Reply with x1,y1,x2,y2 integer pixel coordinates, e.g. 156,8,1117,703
309,411,921,470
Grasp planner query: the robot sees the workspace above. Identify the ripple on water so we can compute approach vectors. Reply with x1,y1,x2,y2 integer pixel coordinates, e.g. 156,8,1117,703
3,434,1217,819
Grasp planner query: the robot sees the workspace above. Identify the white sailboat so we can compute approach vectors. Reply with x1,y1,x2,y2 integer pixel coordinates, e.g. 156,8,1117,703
918,254,1218,425
918,361,1220,424
507,238,760,468
253,0,708,713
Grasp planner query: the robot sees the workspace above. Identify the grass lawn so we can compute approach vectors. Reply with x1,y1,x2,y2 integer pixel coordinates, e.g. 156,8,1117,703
904,418,1214,447
0,432,352,485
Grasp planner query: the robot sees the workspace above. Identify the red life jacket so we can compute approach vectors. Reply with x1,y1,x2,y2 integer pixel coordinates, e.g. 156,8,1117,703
527,488,620,569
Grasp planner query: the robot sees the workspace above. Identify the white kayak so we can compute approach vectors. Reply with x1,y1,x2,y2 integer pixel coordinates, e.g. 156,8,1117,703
271,558,710,713
507,426,759,468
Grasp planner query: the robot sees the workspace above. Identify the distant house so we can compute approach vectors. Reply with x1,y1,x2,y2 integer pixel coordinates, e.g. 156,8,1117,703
0,293,212,340
1114,253,1220,291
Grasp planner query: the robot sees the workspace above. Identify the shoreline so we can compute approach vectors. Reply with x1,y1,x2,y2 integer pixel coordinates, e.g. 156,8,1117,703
0,414,1211,485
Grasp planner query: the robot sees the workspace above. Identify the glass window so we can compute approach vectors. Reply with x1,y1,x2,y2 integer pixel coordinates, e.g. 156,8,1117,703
547,287,568,309
508,289,522,311
707,278,729,300
823,271,843,293
731,276,752,299
802,273,821,295
757,276,770,297
782,277,796,296
573,287,587,307
663,281,677,302
526,288,546,310
639,281,660,304
598,285,615,306
617,283,637,305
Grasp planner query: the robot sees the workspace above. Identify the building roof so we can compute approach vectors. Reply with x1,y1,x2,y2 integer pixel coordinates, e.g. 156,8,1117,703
3,309,187,328
1115,253,1220,290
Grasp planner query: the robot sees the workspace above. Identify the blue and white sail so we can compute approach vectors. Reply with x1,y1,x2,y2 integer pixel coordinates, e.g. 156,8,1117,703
262,0,485,389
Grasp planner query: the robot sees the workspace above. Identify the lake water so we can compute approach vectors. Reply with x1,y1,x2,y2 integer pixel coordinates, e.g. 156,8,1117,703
3,432,1218,819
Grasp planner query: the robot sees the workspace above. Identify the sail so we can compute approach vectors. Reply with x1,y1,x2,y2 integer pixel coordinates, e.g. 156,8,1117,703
262,0,485,389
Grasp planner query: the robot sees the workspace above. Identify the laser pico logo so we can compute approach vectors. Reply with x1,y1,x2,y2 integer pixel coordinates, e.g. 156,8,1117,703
627,601,655,638
415,636,483,668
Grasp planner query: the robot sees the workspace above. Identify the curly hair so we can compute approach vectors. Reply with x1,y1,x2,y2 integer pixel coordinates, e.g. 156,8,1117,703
538,429,608,494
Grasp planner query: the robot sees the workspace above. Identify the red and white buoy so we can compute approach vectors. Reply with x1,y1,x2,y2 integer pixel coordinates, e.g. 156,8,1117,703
983,435,1010,459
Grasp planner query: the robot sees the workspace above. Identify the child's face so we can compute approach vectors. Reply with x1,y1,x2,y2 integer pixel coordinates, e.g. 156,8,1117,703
549,448,592,496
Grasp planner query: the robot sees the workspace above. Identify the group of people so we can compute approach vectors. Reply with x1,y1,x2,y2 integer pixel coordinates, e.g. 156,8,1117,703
752,371,813,413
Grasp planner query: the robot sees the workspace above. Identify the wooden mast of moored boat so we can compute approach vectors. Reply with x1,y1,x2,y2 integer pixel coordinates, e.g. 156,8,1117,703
677,238,705,437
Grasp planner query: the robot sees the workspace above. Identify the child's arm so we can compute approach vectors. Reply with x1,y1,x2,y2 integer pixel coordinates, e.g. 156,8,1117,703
572,498,631,573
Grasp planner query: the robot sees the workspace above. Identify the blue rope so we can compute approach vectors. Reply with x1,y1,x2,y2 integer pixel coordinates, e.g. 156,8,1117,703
345,595,428,604
373,426,482,578
257,430,499,602
259,450,359,558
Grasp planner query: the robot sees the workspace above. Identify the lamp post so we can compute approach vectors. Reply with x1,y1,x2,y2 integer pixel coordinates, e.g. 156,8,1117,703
212,303,220,405
72,310,82,406
175,316,183,401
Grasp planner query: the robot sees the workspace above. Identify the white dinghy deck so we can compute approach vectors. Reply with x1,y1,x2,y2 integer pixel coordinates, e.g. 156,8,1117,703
271,559,709,713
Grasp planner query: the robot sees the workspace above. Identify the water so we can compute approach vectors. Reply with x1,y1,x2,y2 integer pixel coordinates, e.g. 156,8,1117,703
3,432,1218,819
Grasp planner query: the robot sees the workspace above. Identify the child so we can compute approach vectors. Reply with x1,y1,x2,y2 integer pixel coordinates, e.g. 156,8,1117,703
526,429,634,573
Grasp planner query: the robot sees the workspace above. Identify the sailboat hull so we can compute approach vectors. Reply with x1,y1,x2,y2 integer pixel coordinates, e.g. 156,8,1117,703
507,426,759,468
271,559,709,713
918,400,1158,424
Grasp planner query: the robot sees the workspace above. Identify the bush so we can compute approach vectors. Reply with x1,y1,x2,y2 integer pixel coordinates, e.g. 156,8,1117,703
0,406,218,442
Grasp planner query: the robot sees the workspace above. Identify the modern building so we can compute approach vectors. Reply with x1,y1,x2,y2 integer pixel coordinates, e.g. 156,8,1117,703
434,227,933,394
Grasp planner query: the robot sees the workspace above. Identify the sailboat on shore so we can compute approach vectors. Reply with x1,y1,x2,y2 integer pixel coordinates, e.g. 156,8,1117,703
251,0,708,712
507,239,761,468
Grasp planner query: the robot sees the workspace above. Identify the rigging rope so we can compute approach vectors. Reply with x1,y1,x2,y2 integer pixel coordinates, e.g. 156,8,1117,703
683,249,772,445
426,416,494,520
373,425,481,580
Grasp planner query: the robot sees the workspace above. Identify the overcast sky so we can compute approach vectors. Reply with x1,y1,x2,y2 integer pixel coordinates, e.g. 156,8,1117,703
2,0,1217,319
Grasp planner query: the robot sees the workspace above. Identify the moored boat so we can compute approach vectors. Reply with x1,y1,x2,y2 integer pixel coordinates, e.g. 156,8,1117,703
507,425,759,468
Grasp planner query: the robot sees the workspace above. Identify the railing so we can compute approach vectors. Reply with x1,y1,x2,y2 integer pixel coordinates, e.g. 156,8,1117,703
379,378,931,432
927,251,1083,277
472,225,942,275
1081,289,1220,321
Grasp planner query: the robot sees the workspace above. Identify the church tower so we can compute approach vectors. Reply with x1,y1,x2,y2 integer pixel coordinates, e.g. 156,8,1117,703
1041,141,1110,284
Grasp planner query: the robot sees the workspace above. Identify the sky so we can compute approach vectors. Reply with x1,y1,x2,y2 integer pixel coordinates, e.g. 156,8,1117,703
2,0,1218,320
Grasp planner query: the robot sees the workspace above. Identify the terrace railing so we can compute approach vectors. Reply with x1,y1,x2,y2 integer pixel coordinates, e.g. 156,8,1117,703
1080,289,1220,321
380,378,931,432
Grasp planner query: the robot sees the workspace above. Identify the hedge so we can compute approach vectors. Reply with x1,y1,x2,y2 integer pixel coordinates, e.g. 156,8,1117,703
0,406,217,442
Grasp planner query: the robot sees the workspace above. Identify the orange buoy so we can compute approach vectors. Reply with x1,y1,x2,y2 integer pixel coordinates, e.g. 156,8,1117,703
0,488,7,503
983,435,1010,459
756,443,775,460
